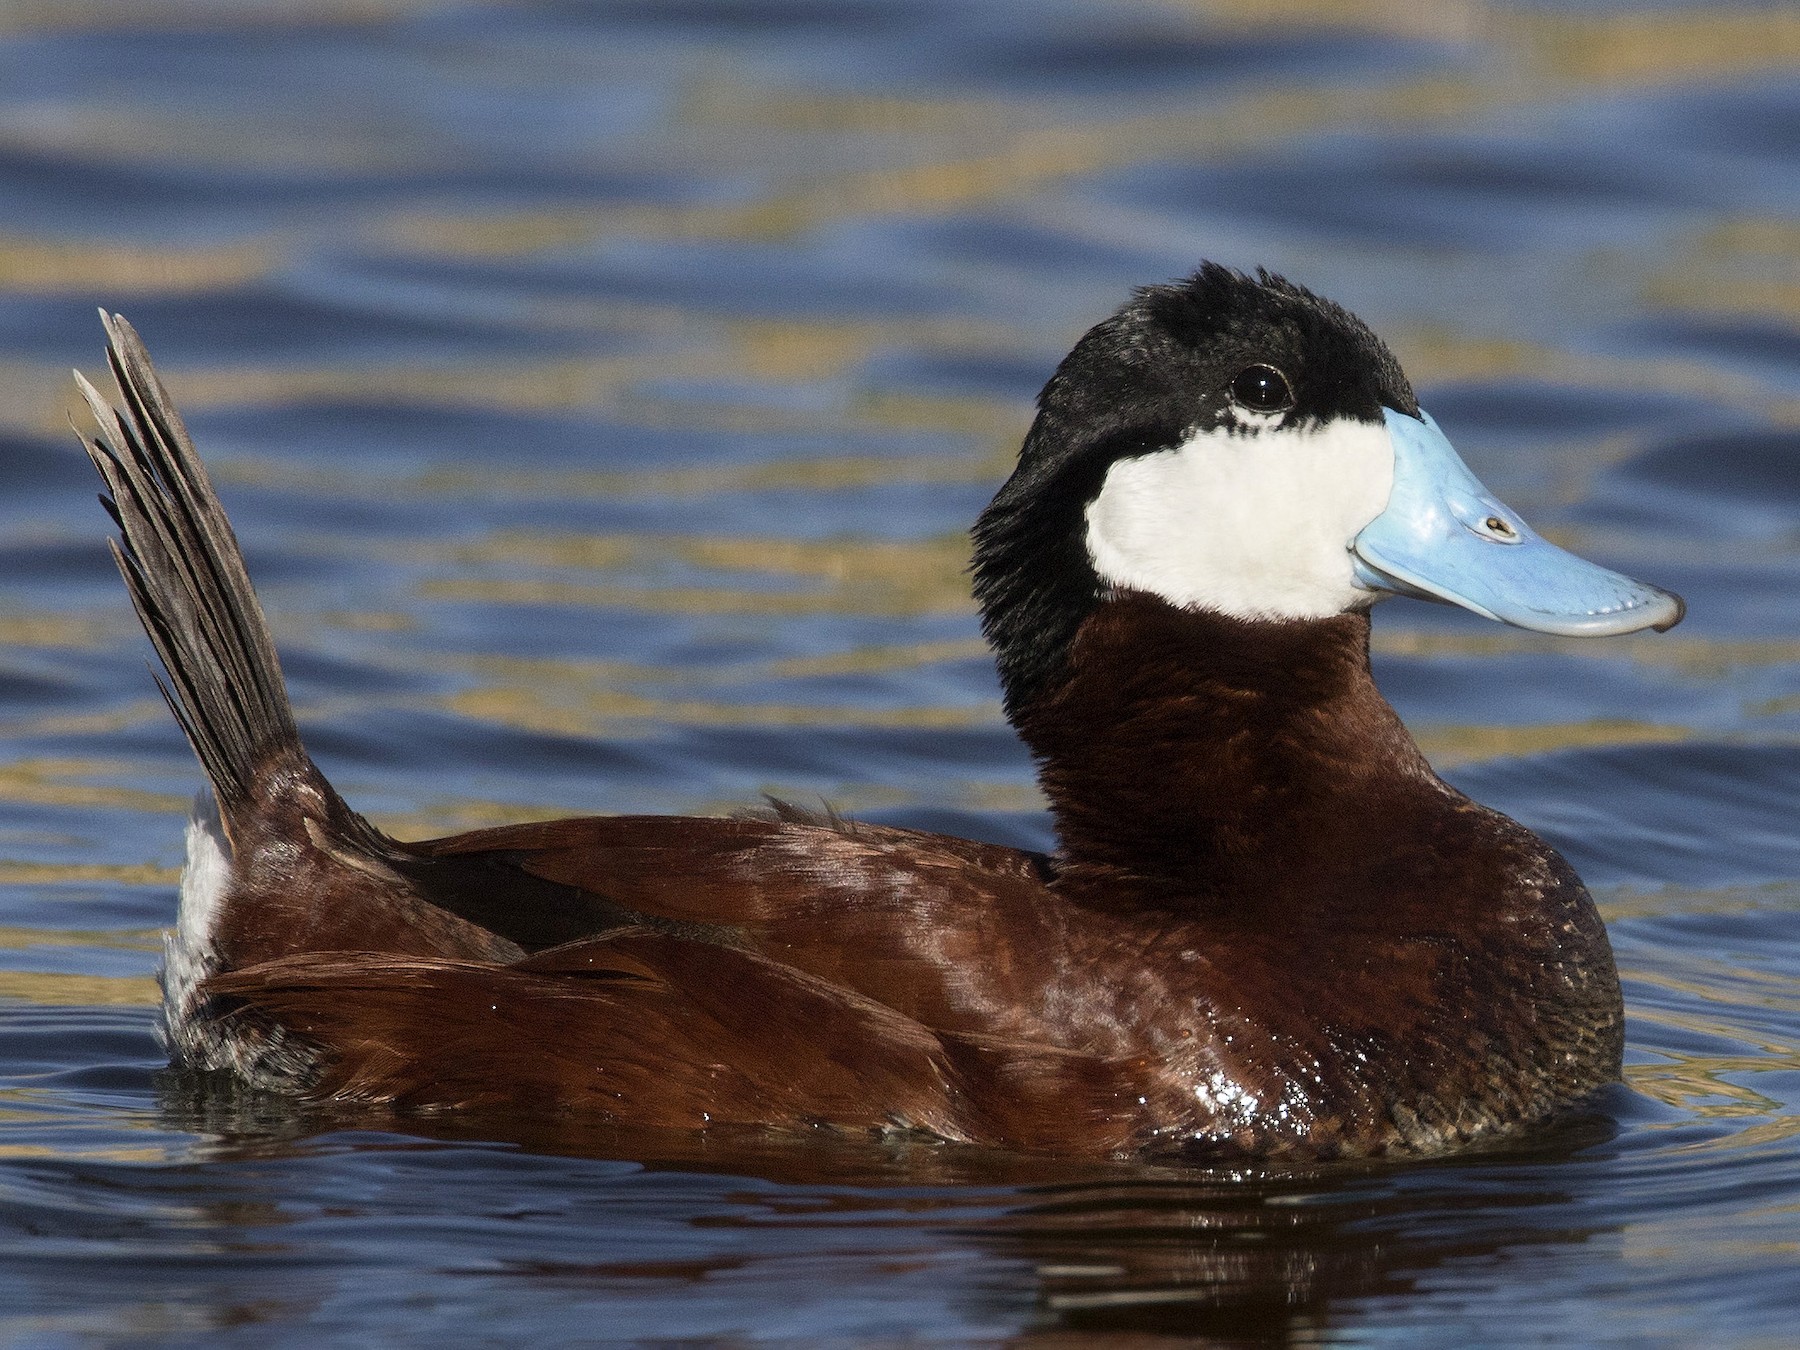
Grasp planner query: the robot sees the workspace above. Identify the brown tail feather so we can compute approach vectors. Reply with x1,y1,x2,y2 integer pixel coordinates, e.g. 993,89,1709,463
74,313,304,823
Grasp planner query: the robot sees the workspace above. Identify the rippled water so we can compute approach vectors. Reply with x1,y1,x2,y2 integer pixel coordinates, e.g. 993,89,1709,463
1,0,1798,1343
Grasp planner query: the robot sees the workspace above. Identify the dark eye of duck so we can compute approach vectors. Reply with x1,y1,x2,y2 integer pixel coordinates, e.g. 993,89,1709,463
1228,364,1294,415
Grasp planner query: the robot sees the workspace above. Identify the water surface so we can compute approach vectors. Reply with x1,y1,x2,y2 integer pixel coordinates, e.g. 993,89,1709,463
1,0,1798,1343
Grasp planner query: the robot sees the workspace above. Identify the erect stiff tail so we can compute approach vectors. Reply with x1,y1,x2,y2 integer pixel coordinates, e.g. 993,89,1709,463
74,313,303,824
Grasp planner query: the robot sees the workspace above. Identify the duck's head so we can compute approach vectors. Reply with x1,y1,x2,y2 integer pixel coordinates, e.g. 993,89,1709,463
972,263,1683,717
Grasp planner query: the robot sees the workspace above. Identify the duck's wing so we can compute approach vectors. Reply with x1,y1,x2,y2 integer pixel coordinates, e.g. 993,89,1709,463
399,812,1066,1039
201,928,1149,1154
415,810,1050,925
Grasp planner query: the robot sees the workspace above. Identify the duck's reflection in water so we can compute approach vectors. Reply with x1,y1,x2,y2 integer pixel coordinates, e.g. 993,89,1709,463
159,1076,1619,1343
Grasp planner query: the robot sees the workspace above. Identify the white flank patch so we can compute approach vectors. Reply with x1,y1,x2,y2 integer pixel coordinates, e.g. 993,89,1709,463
1084,417,1395,621
161,791,232,1054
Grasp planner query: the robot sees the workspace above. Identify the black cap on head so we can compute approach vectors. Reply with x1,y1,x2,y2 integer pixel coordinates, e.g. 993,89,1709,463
972,264,1416,719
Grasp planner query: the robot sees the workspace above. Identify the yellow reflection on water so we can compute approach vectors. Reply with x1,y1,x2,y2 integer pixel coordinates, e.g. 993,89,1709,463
0,760,188,816
417,575,959,618
0,861,179,886
1376,629,1800,679
452,530,970,581
1196,0,1486,40
0,971,158,1006
1600,881,1800,923
456,635,987,690
1512,7,1800,85
0,700,176,743
0,925,157,951
0,1143,170,1162
1413,718,1690,768
441,686,992,740
1627,1055,1794,1117
419,530,975,616
1392,325,1800,430
0,612,115,651
1644,218,1800,321
0,233,275,296
1196,1,1800,86
207,446,1001,501
1673,1115,1800,1154
1634,965,1800,1027
767,637,990,678
1627,943,1800,1123
0,0,440,35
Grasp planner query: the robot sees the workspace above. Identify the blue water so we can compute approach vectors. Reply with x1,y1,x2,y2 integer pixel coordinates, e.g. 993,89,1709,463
1,1,1798,1343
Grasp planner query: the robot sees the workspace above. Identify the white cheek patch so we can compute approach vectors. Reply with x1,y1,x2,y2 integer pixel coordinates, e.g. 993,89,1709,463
1084,418,1396,621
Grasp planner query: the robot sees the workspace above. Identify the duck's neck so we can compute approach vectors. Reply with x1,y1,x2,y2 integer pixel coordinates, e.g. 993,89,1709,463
1012,592,1440,903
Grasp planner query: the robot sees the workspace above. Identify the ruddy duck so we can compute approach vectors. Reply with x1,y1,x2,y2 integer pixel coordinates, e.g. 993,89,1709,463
76,265,1681,1158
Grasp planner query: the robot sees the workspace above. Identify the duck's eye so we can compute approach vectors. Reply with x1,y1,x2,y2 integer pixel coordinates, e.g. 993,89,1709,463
1229,364,1294,415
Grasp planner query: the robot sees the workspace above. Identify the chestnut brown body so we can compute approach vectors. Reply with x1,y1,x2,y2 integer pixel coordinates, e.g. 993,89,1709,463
194,597,1620,1158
